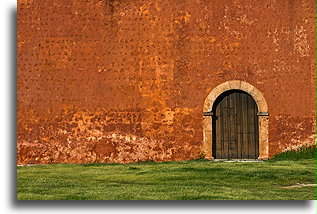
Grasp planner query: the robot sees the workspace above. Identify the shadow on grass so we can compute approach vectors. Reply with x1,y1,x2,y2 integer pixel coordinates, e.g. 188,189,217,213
13,200,310,209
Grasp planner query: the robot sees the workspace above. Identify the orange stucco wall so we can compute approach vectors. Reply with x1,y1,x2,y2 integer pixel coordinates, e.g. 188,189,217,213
17,0,315,164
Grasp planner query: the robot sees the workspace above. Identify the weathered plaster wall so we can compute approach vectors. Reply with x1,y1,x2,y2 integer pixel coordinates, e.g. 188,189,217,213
17,0,315,164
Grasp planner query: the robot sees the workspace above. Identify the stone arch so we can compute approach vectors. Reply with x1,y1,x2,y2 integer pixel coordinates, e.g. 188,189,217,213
202,80,269,160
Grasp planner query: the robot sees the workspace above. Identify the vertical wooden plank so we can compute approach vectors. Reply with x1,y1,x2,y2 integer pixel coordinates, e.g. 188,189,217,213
254,101,259,158
234,92,239,158
229,92,236,159
228,93,231,158
249,97,255,159
233,92,236,158
222,95,229,159
241,93,248,159
234,92,240,158
246,95,250,159
239,92,244,159
220,97,223,159
228,93,231,159
236,92,242,159
216,98,222,159
241,93,246,158
221,96,225,159
220,95,225,159
218,96,222,159
246,94,251,159
233,92,238,159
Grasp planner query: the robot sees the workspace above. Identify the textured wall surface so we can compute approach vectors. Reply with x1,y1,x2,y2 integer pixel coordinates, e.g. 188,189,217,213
17,0,315,164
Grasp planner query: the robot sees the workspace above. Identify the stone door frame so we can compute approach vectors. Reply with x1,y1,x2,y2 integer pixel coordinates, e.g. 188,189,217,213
203,80,269,160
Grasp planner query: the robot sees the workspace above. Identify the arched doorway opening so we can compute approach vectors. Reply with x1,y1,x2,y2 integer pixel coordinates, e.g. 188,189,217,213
202,80,269,160
212,90,259,159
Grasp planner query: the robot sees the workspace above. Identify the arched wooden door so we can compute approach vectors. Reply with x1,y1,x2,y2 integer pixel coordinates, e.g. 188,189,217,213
212,90,259,159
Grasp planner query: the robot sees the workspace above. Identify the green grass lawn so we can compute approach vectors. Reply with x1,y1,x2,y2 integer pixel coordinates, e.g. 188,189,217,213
17,158,316,200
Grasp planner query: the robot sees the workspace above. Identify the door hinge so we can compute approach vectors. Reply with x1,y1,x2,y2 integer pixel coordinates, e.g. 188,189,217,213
203,111,213,116
257,112,269,116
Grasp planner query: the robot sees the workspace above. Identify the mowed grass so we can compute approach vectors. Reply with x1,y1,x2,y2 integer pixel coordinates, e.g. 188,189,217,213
17,158,316,200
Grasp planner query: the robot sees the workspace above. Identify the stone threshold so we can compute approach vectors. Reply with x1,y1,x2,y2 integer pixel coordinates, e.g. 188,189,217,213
213,159,264,162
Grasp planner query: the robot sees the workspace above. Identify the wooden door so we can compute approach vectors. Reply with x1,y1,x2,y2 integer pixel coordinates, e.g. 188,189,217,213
212,90,259,159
